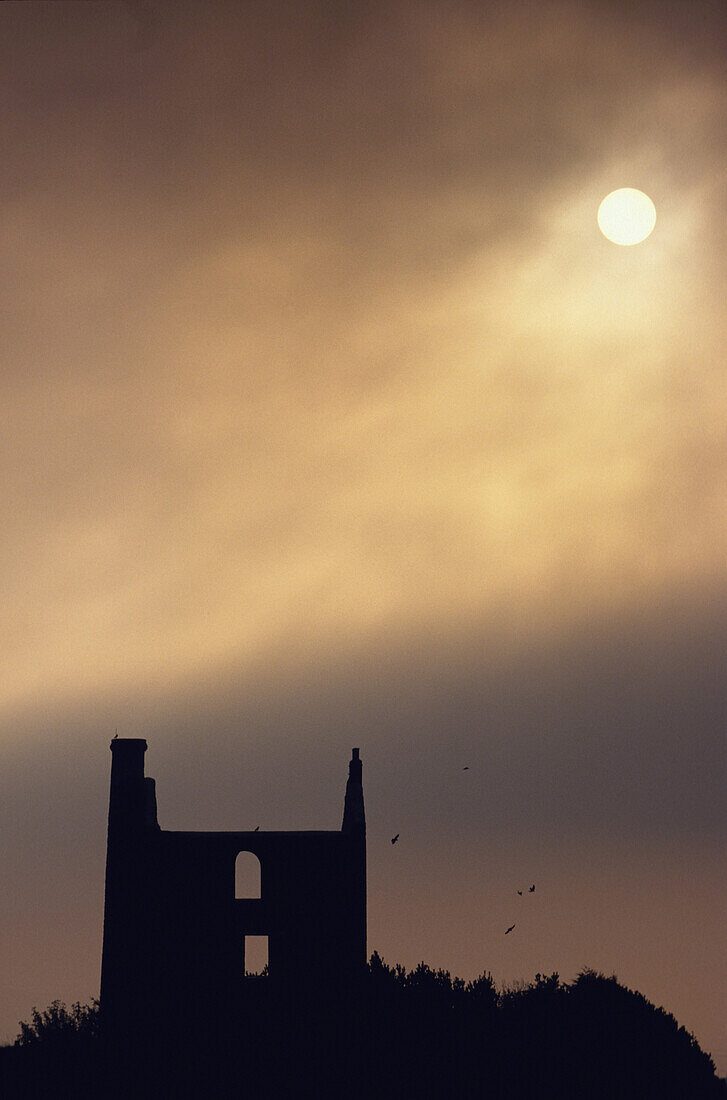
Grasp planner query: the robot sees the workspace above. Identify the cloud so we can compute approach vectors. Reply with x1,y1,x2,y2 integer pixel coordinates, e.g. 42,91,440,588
1,1,726,1061
1,0,726,721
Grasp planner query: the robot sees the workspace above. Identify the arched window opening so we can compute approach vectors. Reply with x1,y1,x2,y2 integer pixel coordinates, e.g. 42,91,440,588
235,851,261,899
243,935,269,977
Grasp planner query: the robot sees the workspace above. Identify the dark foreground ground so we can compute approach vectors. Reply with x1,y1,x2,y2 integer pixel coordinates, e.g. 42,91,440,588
2,959,725,1099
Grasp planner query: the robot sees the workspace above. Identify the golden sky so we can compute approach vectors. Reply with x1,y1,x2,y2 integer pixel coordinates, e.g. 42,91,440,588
1,0,725,1072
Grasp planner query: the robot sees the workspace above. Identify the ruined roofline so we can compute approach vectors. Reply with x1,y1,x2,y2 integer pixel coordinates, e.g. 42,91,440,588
156,829,356,838
107,738,364,837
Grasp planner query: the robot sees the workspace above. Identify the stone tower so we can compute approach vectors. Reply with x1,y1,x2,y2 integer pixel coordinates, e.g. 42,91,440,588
99,739,366,1061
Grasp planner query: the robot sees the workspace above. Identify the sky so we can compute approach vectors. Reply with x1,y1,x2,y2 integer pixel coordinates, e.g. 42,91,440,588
1,0,725,1072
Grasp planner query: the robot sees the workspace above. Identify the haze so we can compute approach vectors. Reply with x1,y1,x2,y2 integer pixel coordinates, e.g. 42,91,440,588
1,0,725,1073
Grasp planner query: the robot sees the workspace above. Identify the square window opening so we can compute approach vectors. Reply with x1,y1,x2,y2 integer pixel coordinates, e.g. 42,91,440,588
244,935,269,976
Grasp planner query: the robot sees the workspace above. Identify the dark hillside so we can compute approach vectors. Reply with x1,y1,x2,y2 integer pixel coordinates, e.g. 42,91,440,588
1,960,724,1099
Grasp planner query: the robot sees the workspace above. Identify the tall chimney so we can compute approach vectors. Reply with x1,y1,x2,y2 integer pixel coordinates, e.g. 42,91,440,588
342,747,365,835
108,738,148,834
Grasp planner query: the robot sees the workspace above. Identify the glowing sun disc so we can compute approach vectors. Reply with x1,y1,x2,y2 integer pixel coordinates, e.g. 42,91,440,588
597,188,656,245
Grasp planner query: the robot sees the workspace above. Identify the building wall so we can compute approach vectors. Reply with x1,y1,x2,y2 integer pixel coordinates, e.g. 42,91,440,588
99,739,366,1052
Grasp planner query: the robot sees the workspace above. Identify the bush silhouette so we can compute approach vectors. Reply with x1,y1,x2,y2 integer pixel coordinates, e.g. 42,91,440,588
15,998,99,1047
1,963,724,1099
1,998,101,1099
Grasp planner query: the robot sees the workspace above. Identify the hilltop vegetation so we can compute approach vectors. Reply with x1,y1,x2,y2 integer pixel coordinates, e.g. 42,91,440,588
1,957,724,1099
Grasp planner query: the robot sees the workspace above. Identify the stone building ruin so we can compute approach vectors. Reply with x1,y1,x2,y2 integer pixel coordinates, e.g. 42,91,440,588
99,738,366,1059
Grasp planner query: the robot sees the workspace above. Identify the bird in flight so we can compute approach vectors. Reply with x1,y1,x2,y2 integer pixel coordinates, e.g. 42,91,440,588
505,923,516,935
517,890,523,896
391,834,399,845
529,884,535,893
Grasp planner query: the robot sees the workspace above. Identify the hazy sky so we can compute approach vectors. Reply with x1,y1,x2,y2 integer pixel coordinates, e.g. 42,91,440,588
1,0,725,1072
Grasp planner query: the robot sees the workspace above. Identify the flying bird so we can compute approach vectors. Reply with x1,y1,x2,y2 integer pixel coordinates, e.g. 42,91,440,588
505,923,516,935
529,884,535,893
517,890,523,896
391,834,399,845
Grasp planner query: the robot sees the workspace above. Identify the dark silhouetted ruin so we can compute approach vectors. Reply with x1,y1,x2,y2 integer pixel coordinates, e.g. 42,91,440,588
99,739,366,1083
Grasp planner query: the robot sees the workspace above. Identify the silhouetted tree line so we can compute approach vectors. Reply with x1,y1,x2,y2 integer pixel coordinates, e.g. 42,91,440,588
1,959,724,1099
0,999,100,1098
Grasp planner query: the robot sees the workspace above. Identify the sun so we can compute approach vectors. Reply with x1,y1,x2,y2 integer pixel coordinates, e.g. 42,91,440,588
597,188,656,245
